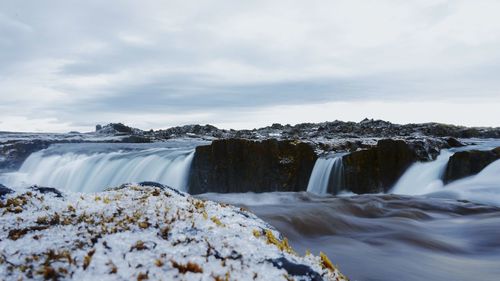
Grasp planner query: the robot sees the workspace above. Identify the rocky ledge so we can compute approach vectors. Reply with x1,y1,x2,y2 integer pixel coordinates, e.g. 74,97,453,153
188,139,317,194
444,148,500,184
187,138,452,194
0,184,347,281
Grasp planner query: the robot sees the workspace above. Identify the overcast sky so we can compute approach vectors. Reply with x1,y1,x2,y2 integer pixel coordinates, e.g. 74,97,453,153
1,0,499,132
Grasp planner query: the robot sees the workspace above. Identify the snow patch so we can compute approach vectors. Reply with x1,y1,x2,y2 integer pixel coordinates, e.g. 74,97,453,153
0,184,346,281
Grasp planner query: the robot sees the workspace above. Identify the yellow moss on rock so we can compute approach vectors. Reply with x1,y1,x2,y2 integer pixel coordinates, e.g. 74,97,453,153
264,230,296,255
211,216,224,227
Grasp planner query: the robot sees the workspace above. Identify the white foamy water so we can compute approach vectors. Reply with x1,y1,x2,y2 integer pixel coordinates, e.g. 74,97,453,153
425,159,500,206
2,143,197,192
391,150,453,195
392,143,500,206
307,155,344,195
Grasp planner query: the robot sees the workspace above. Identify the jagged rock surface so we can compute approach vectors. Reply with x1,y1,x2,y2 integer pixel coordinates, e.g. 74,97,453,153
136,119,500,140
2,119,493,173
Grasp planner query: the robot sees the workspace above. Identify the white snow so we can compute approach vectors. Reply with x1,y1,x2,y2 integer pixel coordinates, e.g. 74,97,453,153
0,184,347,281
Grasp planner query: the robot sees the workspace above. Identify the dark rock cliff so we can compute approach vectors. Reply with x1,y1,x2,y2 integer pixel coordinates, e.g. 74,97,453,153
187,138,439,195
187,139,317,194
341,139,419,194
444,148,500,184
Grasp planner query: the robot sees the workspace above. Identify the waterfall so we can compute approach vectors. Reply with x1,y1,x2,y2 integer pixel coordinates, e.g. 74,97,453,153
3,143,196,193
438,159,500,206
391,148,500,206
391,150,452,195
307,155,344,195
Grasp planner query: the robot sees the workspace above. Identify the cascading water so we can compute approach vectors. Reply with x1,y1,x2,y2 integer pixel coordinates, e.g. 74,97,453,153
391,141,500,206
391,150,453,195
425,159,500,206
2,142,199,193
307,155,344,195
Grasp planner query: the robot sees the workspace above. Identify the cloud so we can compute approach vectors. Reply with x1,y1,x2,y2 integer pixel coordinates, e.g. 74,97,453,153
0,0,500,132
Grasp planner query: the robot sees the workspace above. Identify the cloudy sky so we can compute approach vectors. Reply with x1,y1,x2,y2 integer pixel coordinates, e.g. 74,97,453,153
1,0,500,132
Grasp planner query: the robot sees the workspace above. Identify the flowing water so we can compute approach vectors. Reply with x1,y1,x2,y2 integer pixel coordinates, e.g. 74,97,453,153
391,150,453,195
201,139,500,281
391,139,500,206
2,138,500,280
0,140,203,192
307,155,344,195
200,192,500,281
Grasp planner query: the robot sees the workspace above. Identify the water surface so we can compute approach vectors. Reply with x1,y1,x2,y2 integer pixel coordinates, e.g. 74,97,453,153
200,192,500,281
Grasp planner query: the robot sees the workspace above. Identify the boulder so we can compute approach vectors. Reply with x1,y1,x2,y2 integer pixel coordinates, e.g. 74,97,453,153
446,137,465,148
96,123,143,136
29,185,64,197
444,148,500,183
0,184,14,198
342,139,418,193
0,184,347,280
188,139,317,194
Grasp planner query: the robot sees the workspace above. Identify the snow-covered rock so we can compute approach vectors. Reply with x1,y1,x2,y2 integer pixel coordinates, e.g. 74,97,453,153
0,184,347,281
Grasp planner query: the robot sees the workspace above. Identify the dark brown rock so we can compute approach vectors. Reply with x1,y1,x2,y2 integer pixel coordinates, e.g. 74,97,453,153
446,137,465,148
444,148,500,184
29,186,64,197
342,139,418,193
187,139,317,194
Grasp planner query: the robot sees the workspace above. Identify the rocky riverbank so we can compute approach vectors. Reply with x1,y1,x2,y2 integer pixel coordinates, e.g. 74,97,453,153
2,120,499,195
0,183,347,281
186,137,460,194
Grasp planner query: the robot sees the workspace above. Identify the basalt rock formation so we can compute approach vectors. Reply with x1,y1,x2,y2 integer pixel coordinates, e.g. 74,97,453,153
444,148,500,184
342,139,420,194
188,139,317,194
188,138,447,195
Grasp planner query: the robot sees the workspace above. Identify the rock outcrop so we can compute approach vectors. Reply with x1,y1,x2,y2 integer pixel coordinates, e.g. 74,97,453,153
188,139,317,194
444,148,500,183
341,139,419,193
0,184,13,198
0,139,53,171
0,183,347,281
188,138,446,195
93,119,500,142
445,137,465,148
95,122,143,135
0,126,151,172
